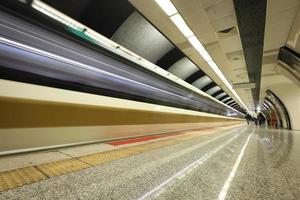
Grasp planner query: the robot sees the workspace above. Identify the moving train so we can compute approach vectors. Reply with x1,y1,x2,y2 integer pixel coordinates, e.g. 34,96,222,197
0,5,244,155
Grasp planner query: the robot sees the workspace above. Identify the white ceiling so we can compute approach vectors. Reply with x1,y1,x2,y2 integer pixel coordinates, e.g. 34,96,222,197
168,57,199,79
112,11,173,63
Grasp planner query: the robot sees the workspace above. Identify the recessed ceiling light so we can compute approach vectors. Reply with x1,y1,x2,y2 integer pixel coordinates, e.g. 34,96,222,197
188,36,205,51
170,14,194,37
154,0,178,16
198,49,212,62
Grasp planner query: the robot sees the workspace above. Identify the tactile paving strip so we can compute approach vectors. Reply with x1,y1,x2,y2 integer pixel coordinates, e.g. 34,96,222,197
79,152,120,166
107,148,139,158
143,142,167,149
0,166,47,192
127,144,155,153
36,159,90,177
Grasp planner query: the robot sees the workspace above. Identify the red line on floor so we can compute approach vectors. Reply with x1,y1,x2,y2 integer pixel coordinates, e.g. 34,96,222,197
106,127,215,146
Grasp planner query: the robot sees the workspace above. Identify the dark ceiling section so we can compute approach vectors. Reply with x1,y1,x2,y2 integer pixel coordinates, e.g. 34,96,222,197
228,101,236,106
201,82,217,92
211,89,224,97
236,108,242,112
42,0,91,18
236,107,244,113
231,103,238,107
233,105,239,109
233,0,267,108
219,95,229,101
185,70,206,84
226,100,235,105
43,0,135,38
223,98,233,104
156,48,185,70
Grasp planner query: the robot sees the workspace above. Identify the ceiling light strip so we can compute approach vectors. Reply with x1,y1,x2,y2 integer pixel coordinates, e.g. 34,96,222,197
155,0,249,112
154,0,177,16
170,14,194,37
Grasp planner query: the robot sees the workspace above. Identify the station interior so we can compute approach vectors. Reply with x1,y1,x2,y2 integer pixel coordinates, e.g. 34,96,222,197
0,0,300,199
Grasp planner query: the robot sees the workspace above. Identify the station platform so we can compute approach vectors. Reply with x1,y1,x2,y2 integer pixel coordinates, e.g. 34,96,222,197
0,124,299,200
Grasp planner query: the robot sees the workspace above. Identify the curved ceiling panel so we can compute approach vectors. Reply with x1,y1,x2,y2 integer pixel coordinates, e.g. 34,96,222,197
202,82,217,92
230,102,238,106
156,47,185,70
227,100,235,105
185,70,206,84
192,76,212,90
215,92,227,99
168,57,199,80
224,98,233,104
206,86,221,96
221,96,231,103
212,90,224,97
112,11,173,63
233,104,239,108
219,95,229,101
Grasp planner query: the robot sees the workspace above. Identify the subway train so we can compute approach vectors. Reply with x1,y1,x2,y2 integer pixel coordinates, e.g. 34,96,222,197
0,6,244,155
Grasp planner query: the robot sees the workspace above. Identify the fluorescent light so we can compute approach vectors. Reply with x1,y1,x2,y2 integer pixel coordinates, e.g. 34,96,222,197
207,61,219,71
188,36,212,61
188,36,204,51
154,0,178,16
170,14,194,37
199,49,212,62
208,61,233,89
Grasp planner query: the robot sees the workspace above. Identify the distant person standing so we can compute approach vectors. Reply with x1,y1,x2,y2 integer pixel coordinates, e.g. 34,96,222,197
254,118,258,126
245,114,252,125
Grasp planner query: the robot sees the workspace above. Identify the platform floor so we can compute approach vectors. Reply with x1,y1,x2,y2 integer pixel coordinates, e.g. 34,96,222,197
0,125,299,200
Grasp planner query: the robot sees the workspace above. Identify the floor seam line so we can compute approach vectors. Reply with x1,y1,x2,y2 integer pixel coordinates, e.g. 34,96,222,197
34,165,50,179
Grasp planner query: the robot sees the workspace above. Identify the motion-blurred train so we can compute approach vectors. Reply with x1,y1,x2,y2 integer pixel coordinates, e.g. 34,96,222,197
0,4,244,155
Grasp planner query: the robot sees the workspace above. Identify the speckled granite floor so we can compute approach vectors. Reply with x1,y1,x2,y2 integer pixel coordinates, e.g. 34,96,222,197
0,126,299,200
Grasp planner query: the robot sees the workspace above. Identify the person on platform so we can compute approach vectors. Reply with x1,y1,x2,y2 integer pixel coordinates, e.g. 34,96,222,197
245,114,252,125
